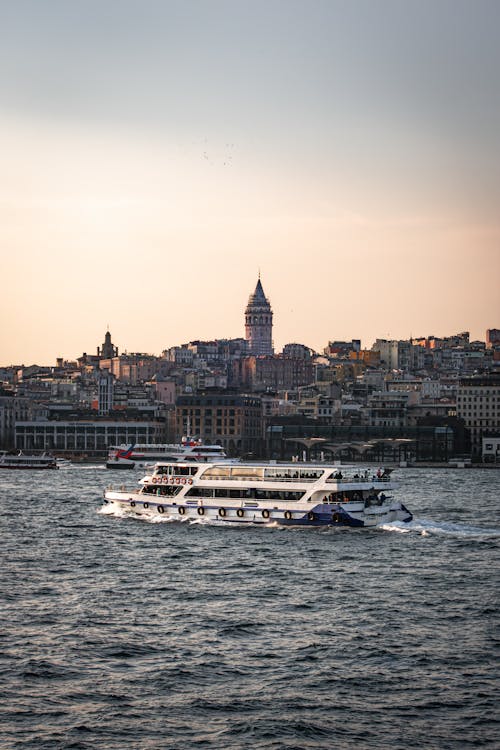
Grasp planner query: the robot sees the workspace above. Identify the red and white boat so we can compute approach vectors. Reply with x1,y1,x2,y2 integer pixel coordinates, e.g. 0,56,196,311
106,438,229,469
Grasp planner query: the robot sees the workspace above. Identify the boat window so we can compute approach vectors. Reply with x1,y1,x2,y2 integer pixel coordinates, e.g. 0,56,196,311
201,466,231,479
231,466,264,479
255,489,305,502
156,464,175,475
155,465,198,476
143,485,182,496
297,470,323,480
263,468,323,481
185,487,214,498
214,488,256,499
172,465,195,476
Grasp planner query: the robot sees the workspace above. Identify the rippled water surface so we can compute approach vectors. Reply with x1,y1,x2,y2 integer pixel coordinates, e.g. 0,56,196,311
1,466,499,749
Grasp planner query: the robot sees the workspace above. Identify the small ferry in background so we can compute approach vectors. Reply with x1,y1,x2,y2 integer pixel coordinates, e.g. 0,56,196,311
106,438,229,469
103,461,412,527
0,451,58,470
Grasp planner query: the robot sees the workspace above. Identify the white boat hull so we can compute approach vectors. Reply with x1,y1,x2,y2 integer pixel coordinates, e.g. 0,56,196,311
103,491,412,527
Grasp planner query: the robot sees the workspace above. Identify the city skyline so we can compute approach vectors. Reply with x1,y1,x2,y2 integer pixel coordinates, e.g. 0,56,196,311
1,1,499,364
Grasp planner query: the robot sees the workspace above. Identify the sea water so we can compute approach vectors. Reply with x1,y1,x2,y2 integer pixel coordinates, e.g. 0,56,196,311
1,466,499,749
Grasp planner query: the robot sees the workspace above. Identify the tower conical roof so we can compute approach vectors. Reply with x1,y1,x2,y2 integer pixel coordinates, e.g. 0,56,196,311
246,278,271,310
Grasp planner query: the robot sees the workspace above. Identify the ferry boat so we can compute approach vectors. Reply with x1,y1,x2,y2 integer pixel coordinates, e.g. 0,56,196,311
103,461,413,528
0,451,59,470
106,439,229,469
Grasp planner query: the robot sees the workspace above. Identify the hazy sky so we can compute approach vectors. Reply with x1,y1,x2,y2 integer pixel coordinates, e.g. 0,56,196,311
1,0,499,364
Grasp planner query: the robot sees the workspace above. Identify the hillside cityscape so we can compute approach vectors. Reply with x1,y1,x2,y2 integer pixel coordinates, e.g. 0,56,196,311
1,277,499,464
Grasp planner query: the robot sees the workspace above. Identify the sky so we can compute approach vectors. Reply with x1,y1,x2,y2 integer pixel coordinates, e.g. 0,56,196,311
1,0,499,365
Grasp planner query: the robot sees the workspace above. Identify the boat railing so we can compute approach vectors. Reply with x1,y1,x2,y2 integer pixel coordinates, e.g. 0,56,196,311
184,473,392,484
198,474,321,484
325,474,392,484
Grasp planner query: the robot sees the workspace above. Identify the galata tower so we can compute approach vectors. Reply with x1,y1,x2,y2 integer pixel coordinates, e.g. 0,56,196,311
245,276,274,355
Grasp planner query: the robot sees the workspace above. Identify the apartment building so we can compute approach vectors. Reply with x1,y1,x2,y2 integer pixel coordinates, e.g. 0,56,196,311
456,375,500,456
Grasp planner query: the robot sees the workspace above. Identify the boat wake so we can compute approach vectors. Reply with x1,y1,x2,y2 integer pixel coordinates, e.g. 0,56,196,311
379,518,500,540
98,504,289,528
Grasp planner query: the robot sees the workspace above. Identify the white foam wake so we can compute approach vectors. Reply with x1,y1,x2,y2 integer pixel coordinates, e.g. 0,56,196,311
380,518,500,539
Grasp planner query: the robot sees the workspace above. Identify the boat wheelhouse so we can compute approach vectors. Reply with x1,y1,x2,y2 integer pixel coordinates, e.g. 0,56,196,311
103,461,412,528
0,451,58,470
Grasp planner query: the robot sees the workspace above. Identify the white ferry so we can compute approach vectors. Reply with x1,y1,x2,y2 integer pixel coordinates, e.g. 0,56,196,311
106,438,229,469
0,451,58,470
103,461,412,528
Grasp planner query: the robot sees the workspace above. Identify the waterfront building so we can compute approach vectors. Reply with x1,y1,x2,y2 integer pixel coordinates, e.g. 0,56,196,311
15,419,162,454
0,395,33,448
456,375,500,457
245,277,274,356
482,436,500,463
175,392,263,455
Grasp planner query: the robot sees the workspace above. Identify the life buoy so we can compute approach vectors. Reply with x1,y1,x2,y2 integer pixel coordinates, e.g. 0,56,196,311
236,508,244,518
152,477,157,484
284,510,292,520
180,477,186,484
169,477,175,484
175,477,181,484
178,506,185,515
130,501,136,507
143,502,149,509
158,505,164,513
197,507,205,515
219,508,226,517
188,478,193,485
162,476,168,484
262,509,270,519
307,511,315,521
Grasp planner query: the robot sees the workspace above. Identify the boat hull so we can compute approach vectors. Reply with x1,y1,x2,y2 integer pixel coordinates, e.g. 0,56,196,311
103,492,412,527
0,464,58,470
106,460,135,469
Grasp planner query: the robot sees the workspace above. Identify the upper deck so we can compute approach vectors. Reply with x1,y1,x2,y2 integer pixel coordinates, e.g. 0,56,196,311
147,461,395,487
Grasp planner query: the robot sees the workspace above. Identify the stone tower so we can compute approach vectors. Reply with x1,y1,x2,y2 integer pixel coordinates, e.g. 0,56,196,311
245,277,274,355
98,329,118,359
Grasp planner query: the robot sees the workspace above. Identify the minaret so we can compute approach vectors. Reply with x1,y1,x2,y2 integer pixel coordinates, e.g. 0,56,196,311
245,276,274,355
